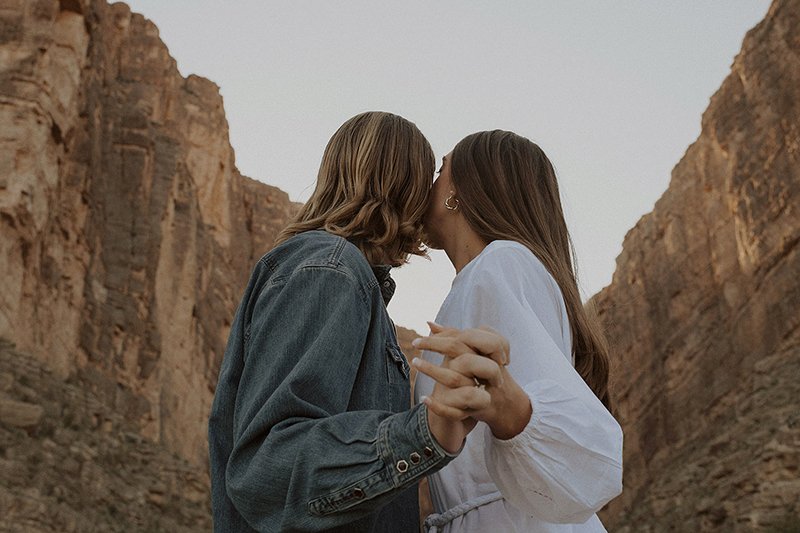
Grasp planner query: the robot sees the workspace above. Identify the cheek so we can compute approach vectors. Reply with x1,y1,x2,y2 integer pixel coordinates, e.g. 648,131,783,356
431,177,447,202
423,184,439,221
423,180,451,248
427,180,445,213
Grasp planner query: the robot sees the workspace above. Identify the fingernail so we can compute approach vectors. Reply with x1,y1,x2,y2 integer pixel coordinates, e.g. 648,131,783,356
411,358,422,367
420,395,429,404
412,338,421,348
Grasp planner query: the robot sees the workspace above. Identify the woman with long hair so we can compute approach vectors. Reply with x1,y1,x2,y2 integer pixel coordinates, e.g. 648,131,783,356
412,130,623,532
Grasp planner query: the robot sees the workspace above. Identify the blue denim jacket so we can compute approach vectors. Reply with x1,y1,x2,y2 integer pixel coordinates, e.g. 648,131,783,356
208,230,457,532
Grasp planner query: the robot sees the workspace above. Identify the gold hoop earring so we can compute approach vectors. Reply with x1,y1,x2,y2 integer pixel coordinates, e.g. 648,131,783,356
444,193,459,211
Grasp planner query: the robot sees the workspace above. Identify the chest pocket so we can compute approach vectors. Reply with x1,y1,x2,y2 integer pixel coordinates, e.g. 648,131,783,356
385,342,410,411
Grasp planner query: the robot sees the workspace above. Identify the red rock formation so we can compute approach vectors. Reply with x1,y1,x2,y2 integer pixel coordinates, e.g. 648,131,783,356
0,0,298,470
594,0,800,530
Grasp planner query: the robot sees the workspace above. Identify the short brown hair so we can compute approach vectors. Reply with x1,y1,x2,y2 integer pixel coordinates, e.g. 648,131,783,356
451,130,612,409
277,112,434,266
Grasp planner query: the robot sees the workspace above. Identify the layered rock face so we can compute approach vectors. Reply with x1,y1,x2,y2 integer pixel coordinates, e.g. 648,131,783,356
0,339,211,531
594,1,800,530
0,0,297,475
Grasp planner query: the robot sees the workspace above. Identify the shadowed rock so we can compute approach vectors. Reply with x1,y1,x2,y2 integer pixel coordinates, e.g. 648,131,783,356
594,1,800,530
0,0,299,470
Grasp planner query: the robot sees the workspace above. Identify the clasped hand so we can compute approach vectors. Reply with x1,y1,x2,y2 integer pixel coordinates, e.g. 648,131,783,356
413,322,532,453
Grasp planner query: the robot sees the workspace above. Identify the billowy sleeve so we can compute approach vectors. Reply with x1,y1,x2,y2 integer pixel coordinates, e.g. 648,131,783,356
460,248,623,524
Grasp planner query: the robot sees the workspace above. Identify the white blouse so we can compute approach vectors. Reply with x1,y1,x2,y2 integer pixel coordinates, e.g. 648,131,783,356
414,240,623,533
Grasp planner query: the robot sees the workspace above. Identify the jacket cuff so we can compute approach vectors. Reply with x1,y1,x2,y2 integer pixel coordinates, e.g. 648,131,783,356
308,405,460,517
378,403,459,488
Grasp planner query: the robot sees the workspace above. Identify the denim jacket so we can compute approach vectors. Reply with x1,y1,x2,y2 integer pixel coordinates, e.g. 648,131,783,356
208,230,457,532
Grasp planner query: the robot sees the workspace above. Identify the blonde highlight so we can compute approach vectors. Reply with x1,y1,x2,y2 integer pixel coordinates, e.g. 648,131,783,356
276,112,434,266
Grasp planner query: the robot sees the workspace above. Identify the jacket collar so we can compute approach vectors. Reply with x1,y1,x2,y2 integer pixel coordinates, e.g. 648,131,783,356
371,265,396,305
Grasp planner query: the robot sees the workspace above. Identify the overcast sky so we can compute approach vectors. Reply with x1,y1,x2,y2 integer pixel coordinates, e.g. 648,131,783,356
124,0,770,334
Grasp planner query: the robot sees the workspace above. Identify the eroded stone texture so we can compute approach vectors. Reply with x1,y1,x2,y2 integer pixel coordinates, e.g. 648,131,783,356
0,339,211,532
594,1,800,530
0,0,298,472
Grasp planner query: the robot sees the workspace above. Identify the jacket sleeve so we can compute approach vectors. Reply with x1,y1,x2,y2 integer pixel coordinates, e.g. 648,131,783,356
225,265,456,532
461,250,623,524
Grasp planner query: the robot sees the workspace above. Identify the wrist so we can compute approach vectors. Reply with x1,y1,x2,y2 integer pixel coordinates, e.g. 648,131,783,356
488,379,532,440
426,408,465,454
426,406,469,455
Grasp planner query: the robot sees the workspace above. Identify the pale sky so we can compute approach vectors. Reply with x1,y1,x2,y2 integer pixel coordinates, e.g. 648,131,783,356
124,0,770,334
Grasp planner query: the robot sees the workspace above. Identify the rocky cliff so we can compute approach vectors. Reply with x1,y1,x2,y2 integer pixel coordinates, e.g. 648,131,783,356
594,0,800,530
0,0,298,478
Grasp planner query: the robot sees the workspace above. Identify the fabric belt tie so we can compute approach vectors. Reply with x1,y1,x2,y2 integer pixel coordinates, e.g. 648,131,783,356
423,491,504,533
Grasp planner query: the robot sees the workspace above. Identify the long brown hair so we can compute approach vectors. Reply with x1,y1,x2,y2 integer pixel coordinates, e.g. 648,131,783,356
276,112,434,266
450,130,611,408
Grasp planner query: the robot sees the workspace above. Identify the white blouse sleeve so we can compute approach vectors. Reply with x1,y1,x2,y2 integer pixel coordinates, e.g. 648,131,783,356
459,247,623,524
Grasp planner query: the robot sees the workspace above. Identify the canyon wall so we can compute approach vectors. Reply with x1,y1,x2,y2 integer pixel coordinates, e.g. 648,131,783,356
0,0,298,472
594,0,800,530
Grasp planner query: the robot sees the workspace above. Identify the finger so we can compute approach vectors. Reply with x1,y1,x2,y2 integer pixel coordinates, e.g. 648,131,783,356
427,321,449,334
449,353,504,387
478,324,500,335
454,328,511,366
412,336,473,358
411,358,474,389
427,321,462,336
421,395,470,421
433,386,492,412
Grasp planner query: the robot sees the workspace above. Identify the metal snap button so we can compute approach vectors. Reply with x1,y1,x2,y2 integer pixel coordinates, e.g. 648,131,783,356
353,487,364,499
410,452,421,464
423,446,433,458
383,281,391,287
396,459,409,473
